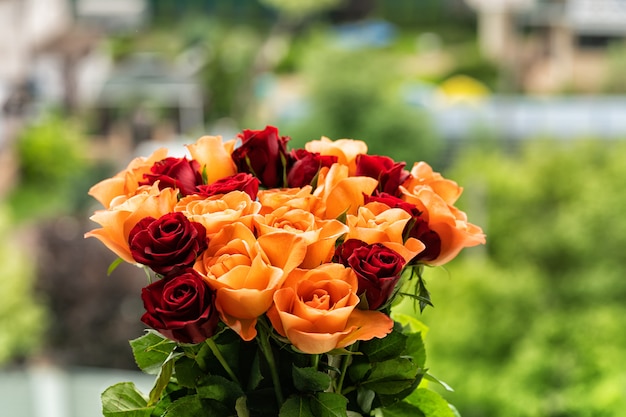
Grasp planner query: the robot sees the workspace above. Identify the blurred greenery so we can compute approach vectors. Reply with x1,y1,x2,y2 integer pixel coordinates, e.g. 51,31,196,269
282,34,442,166
0,209,46,365
403,138,626,417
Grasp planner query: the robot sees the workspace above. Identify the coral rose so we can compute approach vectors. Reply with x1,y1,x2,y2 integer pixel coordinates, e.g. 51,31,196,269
400,186,485,265
313,163,378,219
403,162,463,205
254,206,349,268
85,185,179,263
88,148,169,209
186,135,237,185
175,191,261,237
305,137,368,176
195,223,307,341
345,202,425,264
267,264,394,354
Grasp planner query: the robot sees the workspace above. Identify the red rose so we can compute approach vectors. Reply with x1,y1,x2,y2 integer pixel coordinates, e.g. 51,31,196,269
356,154,411,196
334,239,406,310
140,157,204,196
129,212,208,275
365,192,441,263
196,173,260,200
231,126,290,188
287,149,338,188
141,269,219,344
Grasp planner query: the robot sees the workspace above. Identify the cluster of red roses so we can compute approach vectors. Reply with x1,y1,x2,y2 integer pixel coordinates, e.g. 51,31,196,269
86,126,485,354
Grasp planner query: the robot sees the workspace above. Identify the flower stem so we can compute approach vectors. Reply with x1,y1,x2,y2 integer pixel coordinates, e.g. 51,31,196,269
205,338,240,384
311,354,320,370
257,323,284,406
337,342,358,394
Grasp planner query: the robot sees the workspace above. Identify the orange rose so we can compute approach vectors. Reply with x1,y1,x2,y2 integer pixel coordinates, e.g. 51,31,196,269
254,206,349,268
185,135,237,184
88,148,169,208
85,185,179,263
346,202,425,263
195,223,307,341
403,162,463,206
175,191,261,237
267,264,394,354
305,137,368,175
400,186,485,265
313,163,378,219
257,186,323,217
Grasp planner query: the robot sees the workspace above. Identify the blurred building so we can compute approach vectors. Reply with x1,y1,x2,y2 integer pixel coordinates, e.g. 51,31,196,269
465,0,626,93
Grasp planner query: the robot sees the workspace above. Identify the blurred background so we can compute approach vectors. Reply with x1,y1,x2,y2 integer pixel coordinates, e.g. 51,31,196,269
1,0,626,416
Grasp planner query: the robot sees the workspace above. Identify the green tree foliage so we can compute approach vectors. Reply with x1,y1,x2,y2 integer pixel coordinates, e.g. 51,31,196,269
284,41,442,167
412,139,626,417
0,209,46,364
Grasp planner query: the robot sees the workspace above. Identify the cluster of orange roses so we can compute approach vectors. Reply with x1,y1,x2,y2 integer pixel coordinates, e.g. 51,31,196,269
86,126,485,355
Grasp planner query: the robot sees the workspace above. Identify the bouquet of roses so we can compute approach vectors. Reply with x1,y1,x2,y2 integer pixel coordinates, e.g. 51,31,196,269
86,126,485,417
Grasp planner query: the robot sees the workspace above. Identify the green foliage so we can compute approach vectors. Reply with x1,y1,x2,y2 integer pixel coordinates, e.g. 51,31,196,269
414,139,626,417
8,113,98,221
104,322,451,416
0,209,47,365
283,43,442,167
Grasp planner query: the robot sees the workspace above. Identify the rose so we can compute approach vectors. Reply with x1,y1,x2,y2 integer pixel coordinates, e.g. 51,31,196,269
186,135,237,185
85,185,179,263
139,157,204,196
195,223,307,340
254,206,349,268
334,239,406,310
141,268,220,344
128,212,208,275
197,173,260,200
402,161,463,205
267,264,394,354
304,137,368,176
365,192,441,262
286,149,337,188
175,191,261,237
88,148,169,209
313,163,378,219
400,186,485,265
231,126,290,188
356,154,411,196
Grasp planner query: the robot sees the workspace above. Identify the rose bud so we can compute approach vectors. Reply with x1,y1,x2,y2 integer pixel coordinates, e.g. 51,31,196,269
141,268,219,344
231,126,290,188
356,154,411,196
129,212,208,275
196,173,260,200
286,149,337,188
335,239,406,310
140,157,204,197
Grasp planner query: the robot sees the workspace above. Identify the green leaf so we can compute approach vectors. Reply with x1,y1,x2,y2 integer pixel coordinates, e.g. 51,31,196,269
423,373,454,392
292,365,331,392
404,331,426,369
390,313,429,337
360,327,407,362
310,392,348,417
163,395,231,417
405,388,456,417
374,400,426,417
148,357,174,406
101,382,153,417
107,257,124,276
361,357,420,395
174,355,204,388
129,331,177,375
279,395,315,417
196,374,244,405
